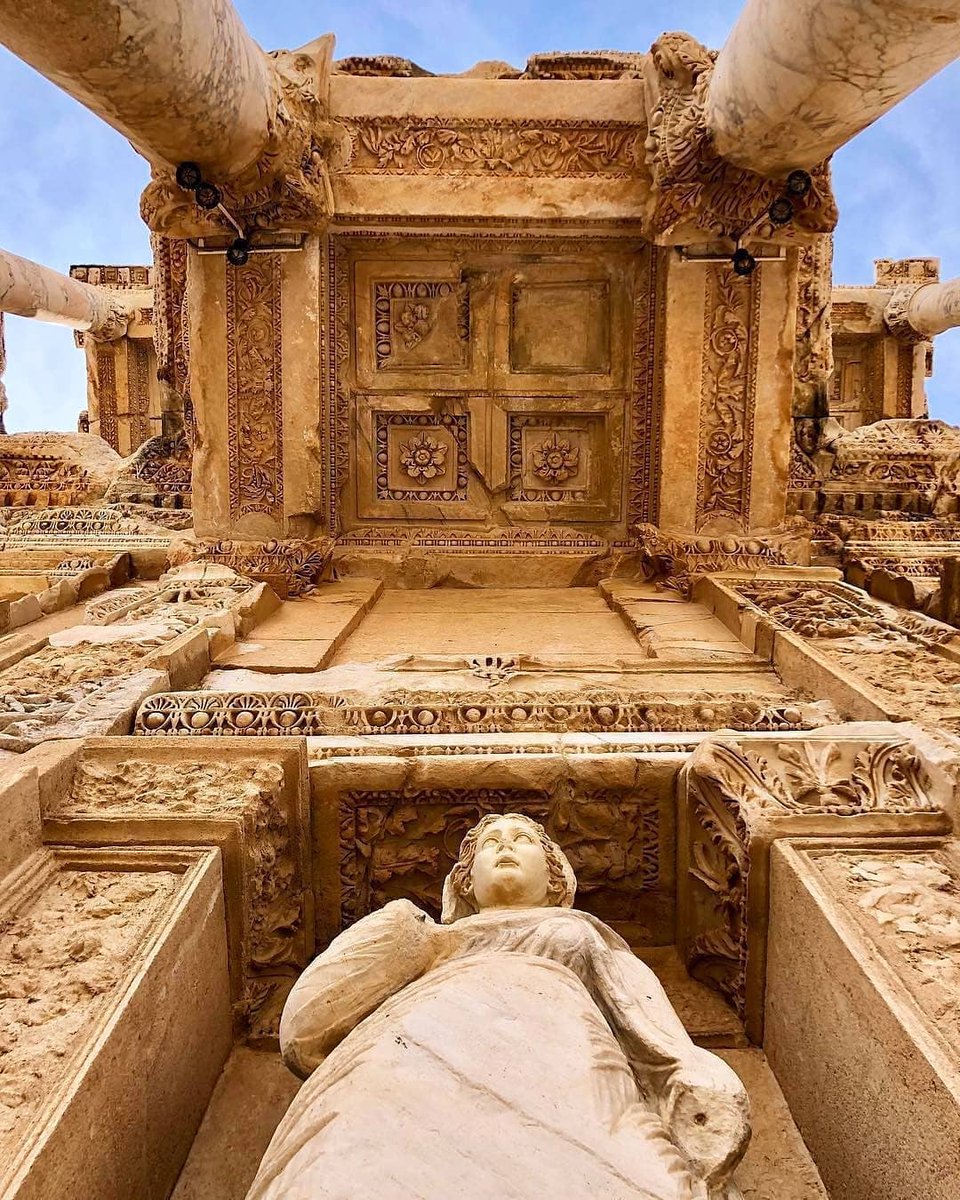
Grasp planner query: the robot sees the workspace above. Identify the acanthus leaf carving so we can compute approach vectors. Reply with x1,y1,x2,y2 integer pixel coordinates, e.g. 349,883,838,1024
642,32,838,240
141,37,339,237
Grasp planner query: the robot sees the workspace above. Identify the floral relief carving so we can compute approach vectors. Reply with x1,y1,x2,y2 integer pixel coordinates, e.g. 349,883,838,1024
226,254,284,522
532,433,580,483
344,117,646,177
337,786,664,937
373,280,469,368
399,432,448,481
696,265,760,531
376,413,468,502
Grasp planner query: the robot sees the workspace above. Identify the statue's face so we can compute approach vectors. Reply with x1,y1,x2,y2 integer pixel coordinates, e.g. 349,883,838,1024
470,816,550,910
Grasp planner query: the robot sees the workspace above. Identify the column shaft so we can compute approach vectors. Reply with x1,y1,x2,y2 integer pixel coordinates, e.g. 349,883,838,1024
706,0,960,175
0,248,134,339
900,277,960,338
0,0,274,178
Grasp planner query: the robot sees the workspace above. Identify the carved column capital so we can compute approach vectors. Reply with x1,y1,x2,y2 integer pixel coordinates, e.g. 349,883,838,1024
883,284,927,344
641,32,837,240
141,35,340,238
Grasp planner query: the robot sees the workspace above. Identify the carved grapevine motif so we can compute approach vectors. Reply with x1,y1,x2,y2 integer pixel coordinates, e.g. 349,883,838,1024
345,117,646,177
226,254,284,522
696,266,760,531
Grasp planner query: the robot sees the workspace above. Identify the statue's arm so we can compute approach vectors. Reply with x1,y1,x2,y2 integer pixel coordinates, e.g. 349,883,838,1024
280,899,436,1080
592,945,750,1192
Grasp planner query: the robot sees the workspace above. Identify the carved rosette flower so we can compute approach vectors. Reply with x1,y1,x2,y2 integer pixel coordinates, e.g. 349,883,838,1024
532,433,580,484
399,432,448,481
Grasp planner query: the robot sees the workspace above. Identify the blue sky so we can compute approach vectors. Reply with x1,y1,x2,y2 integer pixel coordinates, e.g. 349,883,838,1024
1,0,959,433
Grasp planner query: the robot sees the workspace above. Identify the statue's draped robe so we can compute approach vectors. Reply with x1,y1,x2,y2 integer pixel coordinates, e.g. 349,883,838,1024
246,903,748,1200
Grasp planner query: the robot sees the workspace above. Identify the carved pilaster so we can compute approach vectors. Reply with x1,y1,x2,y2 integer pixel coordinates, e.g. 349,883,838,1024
151,234,191,437
226,254,284,523
695,264,761,531
140,36,339,238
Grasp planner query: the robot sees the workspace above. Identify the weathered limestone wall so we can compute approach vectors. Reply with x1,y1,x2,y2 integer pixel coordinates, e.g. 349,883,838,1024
766,840,960,1200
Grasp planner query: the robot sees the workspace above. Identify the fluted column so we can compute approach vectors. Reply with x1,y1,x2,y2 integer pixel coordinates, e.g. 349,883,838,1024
0,0,274,179
706,0,960,176
0,248,138,339
885,276,960,339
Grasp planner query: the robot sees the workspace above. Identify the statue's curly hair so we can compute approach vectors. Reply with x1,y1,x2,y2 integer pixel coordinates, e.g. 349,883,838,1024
446,813,572,909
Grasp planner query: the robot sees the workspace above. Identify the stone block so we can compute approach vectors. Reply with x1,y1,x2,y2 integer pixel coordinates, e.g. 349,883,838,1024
766,839,960,1200
0,846,231,1200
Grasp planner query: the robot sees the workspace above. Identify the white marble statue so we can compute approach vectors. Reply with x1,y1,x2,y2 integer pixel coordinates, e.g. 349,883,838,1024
247,813,750,1200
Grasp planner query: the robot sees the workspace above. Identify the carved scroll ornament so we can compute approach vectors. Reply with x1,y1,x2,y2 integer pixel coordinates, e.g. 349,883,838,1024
141,37,339,237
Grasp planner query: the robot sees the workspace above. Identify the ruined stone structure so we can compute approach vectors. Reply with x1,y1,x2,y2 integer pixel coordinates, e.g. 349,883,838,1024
0,1,960,1198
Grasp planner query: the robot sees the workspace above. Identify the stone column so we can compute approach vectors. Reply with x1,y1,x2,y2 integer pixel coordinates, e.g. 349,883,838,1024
0,312,7,433
0,248,134,339
885,276,960,339
0,0,273,180
706,0,960,175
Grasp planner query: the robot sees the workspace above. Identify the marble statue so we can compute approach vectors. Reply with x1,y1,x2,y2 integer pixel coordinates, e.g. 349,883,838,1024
247,813,750,1199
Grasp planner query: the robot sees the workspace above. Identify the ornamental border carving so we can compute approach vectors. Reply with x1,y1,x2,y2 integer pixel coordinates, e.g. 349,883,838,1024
95,344,119,451
340,116,646,178
696,265,761,531
135,690,824,738
128,338,153,450
226,254,284,522
628,243,665,526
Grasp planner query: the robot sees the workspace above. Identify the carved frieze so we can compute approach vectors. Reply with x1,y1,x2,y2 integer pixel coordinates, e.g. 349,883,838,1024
340,116,646,177
696,265,761,531
226,254,284,523
167,537,333,598
136,688,826,738
634,524,803,595
729,578,960,733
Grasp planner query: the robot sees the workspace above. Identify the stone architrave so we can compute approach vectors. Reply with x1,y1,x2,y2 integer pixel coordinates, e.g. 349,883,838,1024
679,733,949,1042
